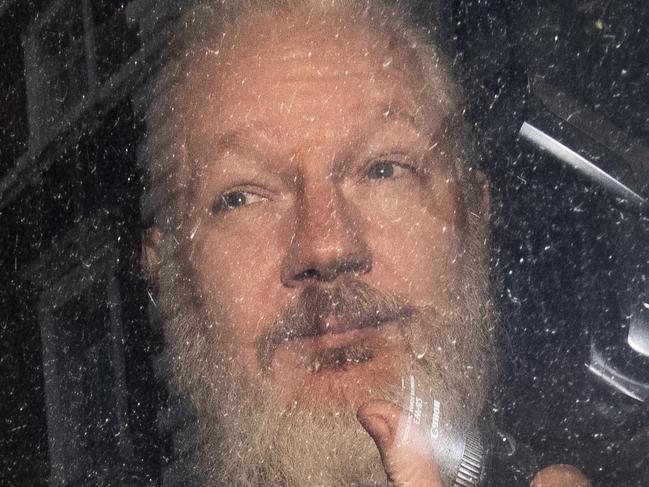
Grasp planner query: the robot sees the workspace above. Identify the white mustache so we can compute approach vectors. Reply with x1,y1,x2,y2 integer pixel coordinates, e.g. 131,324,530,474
256,279,416,370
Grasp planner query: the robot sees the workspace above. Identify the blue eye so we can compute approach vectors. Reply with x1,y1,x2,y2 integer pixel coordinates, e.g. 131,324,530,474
212,190,266,214
223,191,247,208
367,160,394,179
367,160,410,180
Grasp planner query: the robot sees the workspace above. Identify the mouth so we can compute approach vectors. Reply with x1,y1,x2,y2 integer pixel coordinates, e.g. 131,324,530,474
255,282,415,372
258,308,414,373
295,313,400,351
280,308,412,348
299,322,391,373
306,326,379,350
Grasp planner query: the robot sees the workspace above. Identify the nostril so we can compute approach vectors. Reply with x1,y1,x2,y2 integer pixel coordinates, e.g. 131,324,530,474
295,268,321,281
339,259,371,276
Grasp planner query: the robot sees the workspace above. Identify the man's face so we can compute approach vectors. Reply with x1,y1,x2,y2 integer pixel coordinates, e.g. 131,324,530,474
179,6,471,406
156,6,494,484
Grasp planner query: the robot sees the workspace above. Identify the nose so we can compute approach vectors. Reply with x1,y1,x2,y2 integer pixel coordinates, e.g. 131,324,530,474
281,181,372,286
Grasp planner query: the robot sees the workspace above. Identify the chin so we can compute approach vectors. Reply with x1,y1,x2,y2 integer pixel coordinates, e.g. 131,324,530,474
267,337,411,415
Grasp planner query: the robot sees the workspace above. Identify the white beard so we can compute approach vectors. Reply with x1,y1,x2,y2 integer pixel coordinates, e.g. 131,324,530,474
153,226,497,487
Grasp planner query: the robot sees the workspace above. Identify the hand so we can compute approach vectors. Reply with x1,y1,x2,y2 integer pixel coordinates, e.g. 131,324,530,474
530,465,591,487
357,399,443,486
357,400,591,487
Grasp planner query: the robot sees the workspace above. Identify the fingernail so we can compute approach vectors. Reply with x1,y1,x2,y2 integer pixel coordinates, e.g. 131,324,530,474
359,413,392,444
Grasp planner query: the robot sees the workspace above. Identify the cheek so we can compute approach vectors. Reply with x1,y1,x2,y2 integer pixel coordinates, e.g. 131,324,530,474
352,179,462,304
189,211,287,343
372,213,461,304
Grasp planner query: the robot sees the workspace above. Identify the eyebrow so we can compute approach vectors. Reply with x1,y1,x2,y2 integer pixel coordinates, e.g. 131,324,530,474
372,100,448,141
200,122,277,161
377,102,417,123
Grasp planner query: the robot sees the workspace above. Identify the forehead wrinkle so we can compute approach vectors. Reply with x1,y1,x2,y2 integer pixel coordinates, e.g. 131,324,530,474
242,69,413,87
190,98,437,181
232,39,415,80
189,122,276,165
218,8,422,82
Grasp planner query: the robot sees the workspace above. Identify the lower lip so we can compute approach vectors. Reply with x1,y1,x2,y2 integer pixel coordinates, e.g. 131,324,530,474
302,326,380,350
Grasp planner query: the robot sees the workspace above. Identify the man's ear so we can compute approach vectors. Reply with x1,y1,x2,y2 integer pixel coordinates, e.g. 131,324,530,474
141,227,163,278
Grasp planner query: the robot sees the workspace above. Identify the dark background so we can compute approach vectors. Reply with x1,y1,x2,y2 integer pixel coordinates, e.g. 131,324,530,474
0,1,647,485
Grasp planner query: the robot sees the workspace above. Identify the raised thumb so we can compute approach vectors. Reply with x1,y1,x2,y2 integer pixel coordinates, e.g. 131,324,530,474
358,399,444,487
